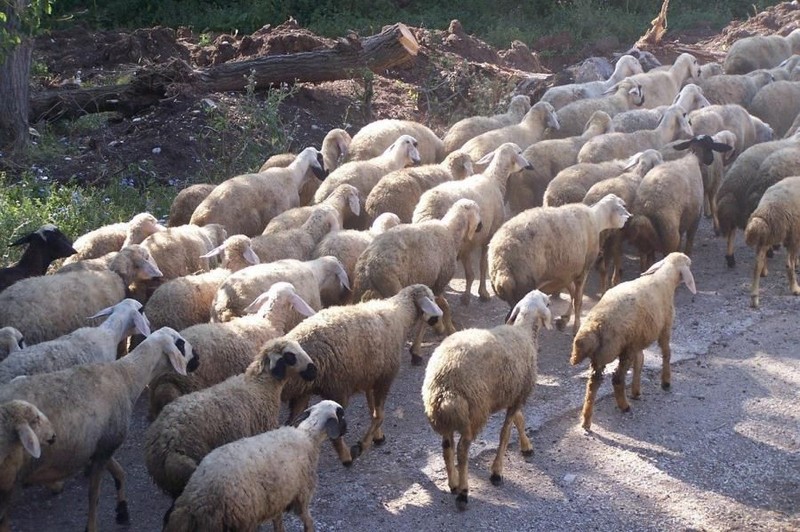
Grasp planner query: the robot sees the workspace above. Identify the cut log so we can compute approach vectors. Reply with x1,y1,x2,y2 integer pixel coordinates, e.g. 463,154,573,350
29,23,420,122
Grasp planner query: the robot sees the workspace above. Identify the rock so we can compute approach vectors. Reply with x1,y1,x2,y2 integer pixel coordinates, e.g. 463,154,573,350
563,473,577,485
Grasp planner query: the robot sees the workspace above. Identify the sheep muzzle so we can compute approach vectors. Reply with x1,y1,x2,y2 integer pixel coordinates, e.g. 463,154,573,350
427,315,440,326
187,352,200,373
300,363,318,381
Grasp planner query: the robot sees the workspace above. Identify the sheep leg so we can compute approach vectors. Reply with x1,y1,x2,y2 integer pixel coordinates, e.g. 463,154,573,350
292,494,314,532
611,354,633,413
106,458,129,524
85,460,106,532
287,395,312,424
513,410,534,456
631,350,644,399
703,191,711,218
0,488,16,532
352,383,389,459
460,251,475,306
725,229,737,268
410,319,426,366
580,367,604,431
490,408,518,486
786,249,800,295
272,516,286,532
597,252,609,295
442,433,459,493
478,244,491,302
365,389,386,445
455,431,473,510
571,272,590,334
658,330,673,390
436,295,457,335
751,247,768,308
610,234,624,288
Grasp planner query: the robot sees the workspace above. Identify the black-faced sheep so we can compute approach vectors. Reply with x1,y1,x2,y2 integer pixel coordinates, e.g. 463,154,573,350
0,225,76,293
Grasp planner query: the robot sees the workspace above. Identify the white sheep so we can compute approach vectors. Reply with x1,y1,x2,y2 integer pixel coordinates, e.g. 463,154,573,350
570,253,696,430
610,83,711,133
724,29,800,74
459,102,560,164
577,104,694,163
250,206,340,263
312,135,421,229
147,282,316,419
0,245,162,345
0,327,24,361
353,199,482,363
747,79,800,137
627,52,701,108
699,62,724,79
189,147,326,237
280,284,443,465
422,289,554,510
443,95,531,152
745,176,800,308
262,183,360,234
61,212,164,266
506,110,613,215
210,256,350,323
698,70,775,107
312,212,401,302
365,150,474,223
259,128,352,206
345,119,444,164
140,223,227,280
144,234,260,333
167,184,216,227
549,77,645,139
0,299,150,384
144,337,317,498
539,54,644,110
162,400,346,532
413,143,532,305
488,194,631,333
0,328,199,531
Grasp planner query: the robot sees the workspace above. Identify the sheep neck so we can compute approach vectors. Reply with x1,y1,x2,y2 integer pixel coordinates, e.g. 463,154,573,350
285,156,313,191
115,342,169,405
590,202,621,233
97,310,134,344
482,159,514,196
14,246,50,276
443,213,470,248
394,293,426,331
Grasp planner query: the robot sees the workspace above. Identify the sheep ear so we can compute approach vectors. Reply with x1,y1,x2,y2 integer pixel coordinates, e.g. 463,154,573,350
9,233,34,247
602,83,619,95
17,423,41,458
417,296,443,318
88,305,115,320
672,139,693,151
140,257,163,279
133,311,151,337
166,342,188,376
270,357,287,380
348,193,361,217
476,151,496,166
622,154,640,171
290,294,316,317
382,141,398,156
540,308,554,330
292,409,312,427
506,306,520,325
199,244,225,259
642,257,666,276
245,291,273,314
334,262,350,291
680,265,697,294
325,416,343,439
243,246,260,265
711,142,733,153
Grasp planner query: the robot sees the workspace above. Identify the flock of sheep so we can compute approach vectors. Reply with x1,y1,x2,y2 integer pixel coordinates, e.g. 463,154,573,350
1,26,800,531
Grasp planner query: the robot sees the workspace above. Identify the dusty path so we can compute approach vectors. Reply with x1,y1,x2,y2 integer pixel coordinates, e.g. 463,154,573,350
8,216,800,531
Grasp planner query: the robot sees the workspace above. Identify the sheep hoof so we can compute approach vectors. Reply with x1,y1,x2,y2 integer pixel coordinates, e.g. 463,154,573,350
410,354,424,366
456,492,469,511
490,473,503,486
478,291,491,302
521,449,534,457
661,381,671,391
621,405,631,413
115,501,130,524
766,248,774,259
750,295,760,308
460,293,471,306
725,254,736,268
555,318,567,332
350,442,363,460
342,459,353,468
373,435,386,446
449,486,458,494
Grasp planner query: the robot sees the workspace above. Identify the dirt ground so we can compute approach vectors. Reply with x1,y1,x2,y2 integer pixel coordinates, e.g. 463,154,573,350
5,3,800,531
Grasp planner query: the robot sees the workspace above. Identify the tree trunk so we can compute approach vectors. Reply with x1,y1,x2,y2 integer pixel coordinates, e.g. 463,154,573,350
0,0,33,154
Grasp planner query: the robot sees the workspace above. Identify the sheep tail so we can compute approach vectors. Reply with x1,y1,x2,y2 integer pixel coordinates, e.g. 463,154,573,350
744,216,770,248
570,330,599,366
430,391,470,433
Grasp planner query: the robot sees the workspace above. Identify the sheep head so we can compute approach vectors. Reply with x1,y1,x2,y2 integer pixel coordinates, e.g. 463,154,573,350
506,289,553,331
642,252,696,294
592,194,630,230
150,328,199,376
10,224,77,259
244,281,316,319
673,135,733,166
292,400,347,441
249,338,317,382
0,400,56,460
404,284,442,326
297,147,327,180
443,150,474,180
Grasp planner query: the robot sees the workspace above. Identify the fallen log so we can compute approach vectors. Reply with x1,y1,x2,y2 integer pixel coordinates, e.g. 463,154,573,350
29,23,419,122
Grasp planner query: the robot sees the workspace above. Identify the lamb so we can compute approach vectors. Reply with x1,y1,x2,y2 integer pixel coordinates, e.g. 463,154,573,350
280,284,443,465
543,149,663,207
745,176,800,308
313,135,421,229
0,224,76,293
0,327,24,361
346,119,444,164
626,53,702,108
61,213,165,267
626,136,732,269
0,400,56,529
570,253,696,430
506,110,613,215
312,212,401,301
699,62,724,79
365,150,474,223
0,245,162,345
539,54,644,111
250,207,339,264
262,183,360,234
413,143,533,305
353,200,482,363
443,95,531,153
689,104,775,156
422,289,554,510
610,83,711,133
747,80,800,137
210,256,350,322
259,128,352,206
577,104,693,163
147,282,316,419
140,223,227,280
189,147,326,237
144,234,260,332
0,327,199,532
724,29,800,74
167,185,217,227
459,102,560,164
0,299,150,384
144,337,316,498
698,70,774,107
713,134,800,267
488,194,630,333
162,400,346,532
549,77,645,139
